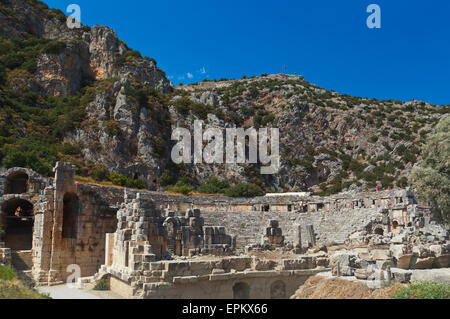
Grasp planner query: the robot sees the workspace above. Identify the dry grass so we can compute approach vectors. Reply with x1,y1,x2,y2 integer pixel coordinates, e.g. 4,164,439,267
75,176,125,189
247,249,298,260
0,279,51,299
291,276,402,299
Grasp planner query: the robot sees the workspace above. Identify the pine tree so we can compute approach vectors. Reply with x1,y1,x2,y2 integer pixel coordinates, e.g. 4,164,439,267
410,115,450,223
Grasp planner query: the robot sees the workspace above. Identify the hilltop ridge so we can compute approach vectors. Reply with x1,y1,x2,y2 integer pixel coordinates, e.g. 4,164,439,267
0,0,448,195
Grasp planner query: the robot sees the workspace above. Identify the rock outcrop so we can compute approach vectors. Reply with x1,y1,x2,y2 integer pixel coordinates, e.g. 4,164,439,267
0,0,447,192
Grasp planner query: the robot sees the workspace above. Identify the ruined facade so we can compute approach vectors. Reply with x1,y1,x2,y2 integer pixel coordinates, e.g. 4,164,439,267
0,163,119,283
0,163,446,299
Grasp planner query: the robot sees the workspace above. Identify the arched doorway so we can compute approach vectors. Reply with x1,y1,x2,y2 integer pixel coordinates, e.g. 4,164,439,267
374,227,384,236
392,220,399,232
270,281,286,299
1,199,34,250
233,282,250,299
5,172,29,194
163,217,179,256
62,193,80,239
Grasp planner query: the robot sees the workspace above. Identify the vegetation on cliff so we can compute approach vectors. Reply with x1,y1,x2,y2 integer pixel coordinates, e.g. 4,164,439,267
0,36,88,176
0,0,449,197
410,115,450,223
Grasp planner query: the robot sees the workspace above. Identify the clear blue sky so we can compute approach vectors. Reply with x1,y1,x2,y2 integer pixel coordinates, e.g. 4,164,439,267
43,0,450,105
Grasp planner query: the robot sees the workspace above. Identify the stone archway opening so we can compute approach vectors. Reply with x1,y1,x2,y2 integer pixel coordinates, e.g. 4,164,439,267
270,280,286,299
62,193,80,239
374,227,384,236
233,282,250,299
392,220,399,230
166,222,176,254
163,218,180,256
1,198,34,250
5,172,29,195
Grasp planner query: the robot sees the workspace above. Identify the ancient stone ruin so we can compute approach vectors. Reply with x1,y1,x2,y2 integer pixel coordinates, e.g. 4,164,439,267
0,162,448,298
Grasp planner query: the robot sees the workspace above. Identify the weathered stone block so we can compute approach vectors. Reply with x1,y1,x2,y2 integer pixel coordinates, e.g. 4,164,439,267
396,254,415,269
391,268,412,283
433,255,450,268
370,249,391,260
354,268,368,280
413,257,435,269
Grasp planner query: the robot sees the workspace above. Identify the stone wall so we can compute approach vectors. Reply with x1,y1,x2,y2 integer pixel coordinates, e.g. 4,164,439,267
101,255,328,299
145,189,419,249
200,207,384,249
0,163,433,287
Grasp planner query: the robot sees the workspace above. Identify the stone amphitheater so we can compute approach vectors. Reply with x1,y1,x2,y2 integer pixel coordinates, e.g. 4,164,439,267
0,162,448,299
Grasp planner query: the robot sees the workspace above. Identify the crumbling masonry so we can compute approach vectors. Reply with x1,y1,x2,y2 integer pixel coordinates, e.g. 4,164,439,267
0,163,447,298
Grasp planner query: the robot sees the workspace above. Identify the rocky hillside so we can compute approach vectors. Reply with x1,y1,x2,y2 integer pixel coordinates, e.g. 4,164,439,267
0,0,448,195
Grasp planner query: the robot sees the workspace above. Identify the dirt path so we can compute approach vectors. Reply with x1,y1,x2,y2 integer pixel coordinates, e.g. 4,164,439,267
37,284,124,299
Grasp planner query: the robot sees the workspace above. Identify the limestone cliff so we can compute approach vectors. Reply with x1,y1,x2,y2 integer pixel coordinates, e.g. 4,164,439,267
0,0,448,193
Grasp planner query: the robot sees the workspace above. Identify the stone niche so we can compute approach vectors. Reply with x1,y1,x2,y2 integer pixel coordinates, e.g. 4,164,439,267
262,220,285,247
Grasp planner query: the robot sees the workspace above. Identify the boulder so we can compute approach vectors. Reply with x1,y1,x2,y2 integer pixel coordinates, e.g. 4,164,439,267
390,244,407,260
390,244,416,269
413,257,435,269
433,255,450,268
354,268,368,280
397,254,415,269
330,251,359,276
370,249,391,260
391,234,407,244
412,245,432,258
391,268,412,283
355,248,371,261
367,269,386,281
376,260,394,270
429,245,443,257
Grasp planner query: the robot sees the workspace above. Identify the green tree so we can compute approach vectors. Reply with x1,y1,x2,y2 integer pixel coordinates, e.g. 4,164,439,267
410,116,450,223
224,183,264,198
198,177,229,194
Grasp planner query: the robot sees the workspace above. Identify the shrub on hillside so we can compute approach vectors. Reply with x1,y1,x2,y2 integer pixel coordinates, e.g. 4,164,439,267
167,180,194,195
224,183,264,198
109,172,146,189
198,177,229,194
410,116,450,223
174,97,191,115
392,282,450,299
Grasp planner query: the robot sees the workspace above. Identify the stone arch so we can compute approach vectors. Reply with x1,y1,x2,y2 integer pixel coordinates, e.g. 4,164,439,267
62,193,80,239
5,171,29,195
392,220,399,230
270,280,286,299
163,217,180,255
163,217,180,238
374,226,384,236
233,282,250,299
1,198,34,250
